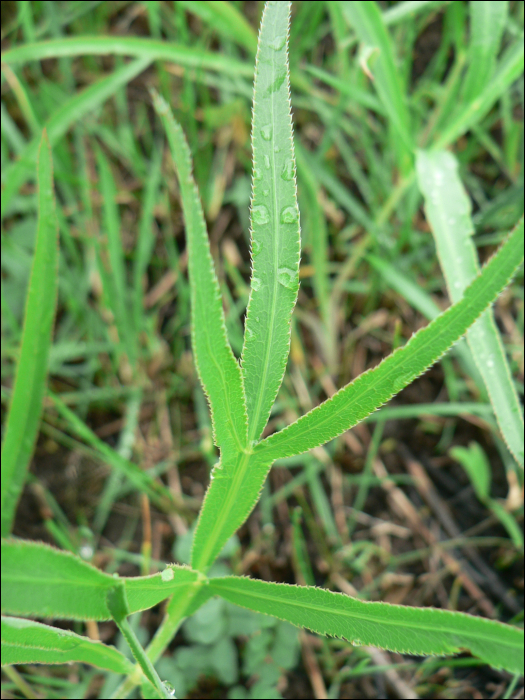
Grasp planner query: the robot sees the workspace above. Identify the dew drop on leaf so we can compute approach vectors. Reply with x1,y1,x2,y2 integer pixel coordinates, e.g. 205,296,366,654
280,205,298,224
253,167,262,180
161,568,174,582
246,327,255,339
252,239,263,256
269,35,286,51
281,160,294,181
277,267,297,290
252,205,270,225
252,277,262,291
260,125,273,141
264,155,271,169
262,188,269,196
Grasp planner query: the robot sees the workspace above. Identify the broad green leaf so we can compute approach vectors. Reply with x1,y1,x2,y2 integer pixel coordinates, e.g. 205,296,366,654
1,616,134,675
1,57,151,221
1,131,58,538
209,577,524,674
461,1,508,103
416,150,524,466
254,220,524,462
242,0,301,442
190,450,274,573
1,539,201,621
434,36,524,150
152,91,248,455
342,0,413,164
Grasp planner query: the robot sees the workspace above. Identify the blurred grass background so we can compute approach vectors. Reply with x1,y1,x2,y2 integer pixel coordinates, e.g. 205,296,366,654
1,1,524,698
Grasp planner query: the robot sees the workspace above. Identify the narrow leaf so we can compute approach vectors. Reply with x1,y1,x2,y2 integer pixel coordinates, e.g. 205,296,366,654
1,616,134,675
1,539,201,621
210,577,524,674
341,1,413,158
461,1,508,103
191,450,273,573
242,0,301,443
152,91,248,454
1,131,58,538
254,220,524,461
416,150,523,466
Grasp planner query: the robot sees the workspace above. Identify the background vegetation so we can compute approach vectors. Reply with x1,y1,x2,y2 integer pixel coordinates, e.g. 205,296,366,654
1,1,523,698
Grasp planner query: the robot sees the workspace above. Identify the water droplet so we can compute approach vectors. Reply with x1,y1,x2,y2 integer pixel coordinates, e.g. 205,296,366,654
253,167,262,180
486,358,494,368
79,544,94,560
260,125,273,141
262,188,269,196
280,205,298,224
255,316,260,323
281,160,294,180
267,71,286,94
453,281,462,290
277,267,297,290
246,327,255,339
264,155,271,169
252,239,263,256
161,568,174,582
252,277,262,291
352,638,363,647
274,145,280,153
252,205,269,225
162,681,176,697
269,35,286,51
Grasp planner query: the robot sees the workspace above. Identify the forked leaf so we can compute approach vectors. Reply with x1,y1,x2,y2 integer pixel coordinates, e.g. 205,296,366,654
254,220,524,461
1,616,134,675
416,150,524,466
242,0,301,443
152,90,248,455
1,131,59,538
1,539,201,621
209,577,524,674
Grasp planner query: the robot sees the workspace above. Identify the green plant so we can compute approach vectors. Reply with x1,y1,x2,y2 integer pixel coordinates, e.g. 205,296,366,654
1,2,524,698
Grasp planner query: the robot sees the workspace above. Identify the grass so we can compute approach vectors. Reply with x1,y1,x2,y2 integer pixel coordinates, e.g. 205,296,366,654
1,1,524,698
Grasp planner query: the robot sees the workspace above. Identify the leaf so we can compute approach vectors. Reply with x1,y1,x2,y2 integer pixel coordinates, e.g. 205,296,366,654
1,131,58,538
1,616,134,674
209,577,524,675
241,0,301,443
190,450,274,573
434,36,524,150
1,539,201,621
341,1,413,161
152,91,248,455
461,1,508,103
253,219,524,461
416,150,524,466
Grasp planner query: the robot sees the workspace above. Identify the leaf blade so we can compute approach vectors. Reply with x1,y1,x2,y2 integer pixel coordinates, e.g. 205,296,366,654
242,0,301,443
1,131,59,537
254,219,524,461
152,91,248,454
210,577,524,674
416,150,524,466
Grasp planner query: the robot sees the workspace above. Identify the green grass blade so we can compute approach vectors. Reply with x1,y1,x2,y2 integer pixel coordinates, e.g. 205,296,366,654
1,56,151,221
1,616,134,675
177,1,257,55
461,1,508,103
254,220,524,461
152,91,248,454
1,36,252,75
1,131,58,538
1,539,201,621
341,0,413,159
434,36,524,150
190,450,274,573
210,577,524,674
416,150,524,467
242,0,301,443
